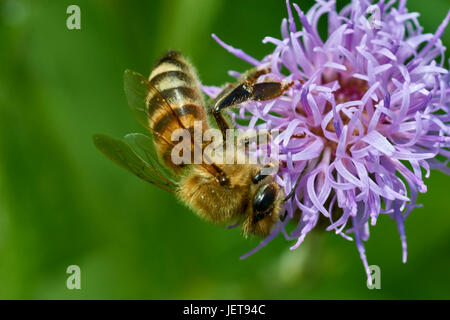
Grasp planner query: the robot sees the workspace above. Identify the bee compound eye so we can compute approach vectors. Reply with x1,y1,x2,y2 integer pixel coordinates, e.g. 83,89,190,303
253,184,277,221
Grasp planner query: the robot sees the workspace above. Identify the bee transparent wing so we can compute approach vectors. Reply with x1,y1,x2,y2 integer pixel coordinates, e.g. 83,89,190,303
124,132,178,184
123,68,223,180
123,69,185,130
93,134,177,194
123,69,152,127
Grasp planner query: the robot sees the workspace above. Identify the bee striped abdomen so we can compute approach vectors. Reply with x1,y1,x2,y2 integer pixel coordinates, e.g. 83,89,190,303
147,51,209,171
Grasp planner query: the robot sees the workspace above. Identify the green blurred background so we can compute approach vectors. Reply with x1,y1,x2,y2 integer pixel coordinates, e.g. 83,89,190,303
0,0,449,299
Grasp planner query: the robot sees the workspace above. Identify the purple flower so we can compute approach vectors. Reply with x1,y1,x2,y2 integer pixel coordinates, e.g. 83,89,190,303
204,0,450,282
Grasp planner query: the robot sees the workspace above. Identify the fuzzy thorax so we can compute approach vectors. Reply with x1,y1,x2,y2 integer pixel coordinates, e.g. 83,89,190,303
178,162,283,237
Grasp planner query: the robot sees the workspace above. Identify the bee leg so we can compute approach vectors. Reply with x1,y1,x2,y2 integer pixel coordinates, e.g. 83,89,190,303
207,68,270,137
209,76,293,139
239,131,271,148
240,67,270,83
283,173,303,202
252,163,276,184
207,83,236,138
280,210,289,222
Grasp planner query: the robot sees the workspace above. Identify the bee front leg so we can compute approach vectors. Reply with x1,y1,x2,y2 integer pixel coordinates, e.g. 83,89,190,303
238,131,271,149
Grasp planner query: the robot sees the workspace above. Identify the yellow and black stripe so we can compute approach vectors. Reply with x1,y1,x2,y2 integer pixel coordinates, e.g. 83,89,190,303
147,51,209,172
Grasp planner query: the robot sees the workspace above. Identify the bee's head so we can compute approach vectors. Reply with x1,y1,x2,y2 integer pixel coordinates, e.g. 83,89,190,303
243,174,284,237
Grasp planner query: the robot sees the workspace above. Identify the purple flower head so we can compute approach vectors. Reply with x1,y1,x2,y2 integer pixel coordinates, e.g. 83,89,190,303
204,0,450,283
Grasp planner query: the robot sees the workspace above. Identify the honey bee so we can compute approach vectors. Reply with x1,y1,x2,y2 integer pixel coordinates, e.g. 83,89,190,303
93,50,293,237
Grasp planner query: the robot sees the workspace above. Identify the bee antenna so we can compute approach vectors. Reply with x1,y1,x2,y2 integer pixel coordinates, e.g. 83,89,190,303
283,173,302,203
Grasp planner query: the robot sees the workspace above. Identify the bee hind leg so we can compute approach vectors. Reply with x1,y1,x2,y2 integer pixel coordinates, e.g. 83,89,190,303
207,83,236,138
208,68,292,139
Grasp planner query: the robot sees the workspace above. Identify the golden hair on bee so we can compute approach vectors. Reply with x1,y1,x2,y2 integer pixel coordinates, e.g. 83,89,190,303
94,50,292,238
